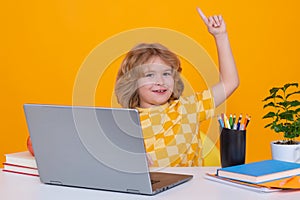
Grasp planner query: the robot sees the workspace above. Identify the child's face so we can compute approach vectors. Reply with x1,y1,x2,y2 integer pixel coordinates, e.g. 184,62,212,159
137,57,174,108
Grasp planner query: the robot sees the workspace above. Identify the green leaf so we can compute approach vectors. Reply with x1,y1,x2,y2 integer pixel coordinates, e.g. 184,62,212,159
275,95,284,100
273,124,284,133
284,83,298,91
270,87,280,95
262,112,276,119
263,102,275,109
278,101,289,108
277,100,300,109
262,96,273,102
279,111,294,121
289,100,300,108
286,90,300,99
284,132,296,139
264,123,273,128
262,95,283,102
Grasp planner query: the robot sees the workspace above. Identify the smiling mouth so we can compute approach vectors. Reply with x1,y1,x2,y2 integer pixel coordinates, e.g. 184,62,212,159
152,89,168,93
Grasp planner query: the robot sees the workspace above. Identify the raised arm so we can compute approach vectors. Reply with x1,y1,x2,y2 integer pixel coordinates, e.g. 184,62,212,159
197,7,239,107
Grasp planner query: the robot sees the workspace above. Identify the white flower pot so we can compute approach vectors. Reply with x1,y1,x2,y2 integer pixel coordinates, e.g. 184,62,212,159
271,141,300,163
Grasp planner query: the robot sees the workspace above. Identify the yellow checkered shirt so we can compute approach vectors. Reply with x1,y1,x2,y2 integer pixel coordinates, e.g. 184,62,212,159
137,90,215,167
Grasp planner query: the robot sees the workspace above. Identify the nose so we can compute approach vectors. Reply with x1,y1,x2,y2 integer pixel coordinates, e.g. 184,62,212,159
155,75,164,85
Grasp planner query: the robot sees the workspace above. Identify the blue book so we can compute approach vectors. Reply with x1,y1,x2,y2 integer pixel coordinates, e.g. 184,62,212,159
217,160,300,183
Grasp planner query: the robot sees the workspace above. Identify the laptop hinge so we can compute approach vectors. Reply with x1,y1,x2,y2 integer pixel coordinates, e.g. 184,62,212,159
126,189,140,194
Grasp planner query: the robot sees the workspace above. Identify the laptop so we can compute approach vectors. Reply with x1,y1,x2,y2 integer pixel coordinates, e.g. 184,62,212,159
23,104,193,195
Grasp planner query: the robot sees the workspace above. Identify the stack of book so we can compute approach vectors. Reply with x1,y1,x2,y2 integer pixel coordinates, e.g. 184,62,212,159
2,151,39,176
206,159,300,192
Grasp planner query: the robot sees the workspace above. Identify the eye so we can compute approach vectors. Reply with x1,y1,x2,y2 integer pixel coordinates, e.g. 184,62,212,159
145,73,154,78
163,71,172,76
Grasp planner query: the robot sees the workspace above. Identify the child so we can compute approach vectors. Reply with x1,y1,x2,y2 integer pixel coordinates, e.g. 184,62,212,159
114,7,239,167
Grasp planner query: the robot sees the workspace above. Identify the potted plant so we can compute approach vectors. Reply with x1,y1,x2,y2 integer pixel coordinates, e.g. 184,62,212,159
262,82,300,163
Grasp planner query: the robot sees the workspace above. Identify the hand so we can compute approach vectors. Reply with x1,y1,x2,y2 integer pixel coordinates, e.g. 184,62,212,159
196,7,227,37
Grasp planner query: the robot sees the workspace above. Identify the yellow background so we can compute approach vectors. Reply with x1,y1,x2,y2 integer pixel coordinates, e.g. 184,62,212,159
1,0,300,167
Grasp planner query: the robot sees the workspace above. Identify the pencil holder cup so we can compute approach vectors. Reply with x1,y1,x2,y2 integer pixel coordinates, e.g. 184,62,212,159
220,128,246,168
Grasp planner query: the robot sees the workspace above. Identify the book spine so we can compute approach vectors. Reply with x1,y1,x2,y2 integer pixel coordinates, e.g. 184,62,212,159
2,169,39,177
3,163,37,170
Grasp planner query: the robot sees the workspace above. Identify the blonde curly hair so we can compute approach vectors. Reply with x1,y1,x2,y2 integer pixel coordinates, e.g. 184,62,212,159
115,43,184,108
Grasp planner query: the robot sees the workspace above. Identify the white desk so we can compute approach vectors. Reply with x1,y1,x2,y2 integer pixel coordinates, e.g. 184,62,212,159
1,167,299,200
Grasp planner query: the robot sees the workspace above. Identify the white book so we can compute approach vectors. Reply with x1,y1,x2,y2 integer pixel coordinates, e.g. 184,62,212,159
204,173,282,193
4,151,37,168
3,163,39,176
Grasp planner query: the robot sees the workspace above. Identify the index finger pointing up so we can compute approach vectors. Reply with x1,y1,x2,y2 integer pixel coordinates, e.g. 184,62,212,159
196,7,208,25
